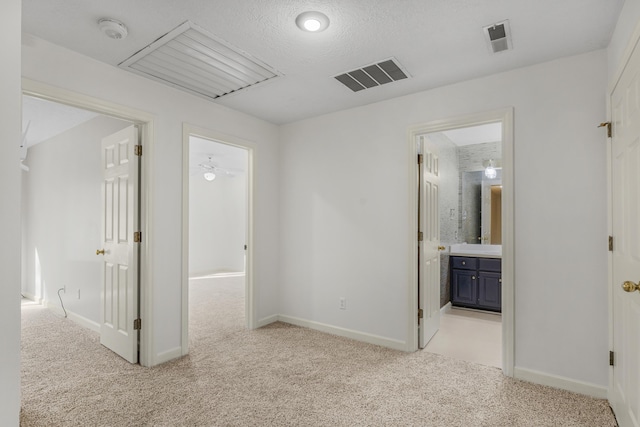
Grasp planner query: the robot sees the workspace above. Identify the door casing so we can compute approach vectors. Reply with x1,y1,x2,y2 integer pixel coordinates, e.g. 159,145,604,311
181,123,257,356
22,78,155,367
406,108,515,377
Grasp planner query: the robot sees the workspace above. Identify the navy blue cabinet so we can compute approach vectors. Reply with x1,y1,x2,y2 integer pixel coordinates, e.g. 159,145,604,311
450,256,501,312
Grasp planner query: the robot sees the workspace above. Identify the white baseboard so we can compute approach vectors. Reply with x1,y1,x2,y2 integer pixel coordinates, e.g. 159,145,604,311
155,347,183,365
67,311,100,333
257,314,279,328
441,302,452,314
513,367,608,399
22,292,41,304
277,314,406,351
43,300,100,333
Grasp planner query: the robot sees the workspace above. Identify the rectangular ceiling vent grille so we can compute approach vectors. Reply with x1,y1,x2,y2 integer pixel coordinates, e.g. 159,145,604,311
483,20,512,54
119,21,282,100
334,58,410,92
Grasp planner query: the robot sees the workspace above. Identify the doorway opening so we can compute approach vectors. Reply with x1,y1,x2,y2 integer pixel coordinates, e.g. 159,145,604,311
408,108,514,376
19,88,153,365
181,125,255,355
420,122,503,368
22,79,155,366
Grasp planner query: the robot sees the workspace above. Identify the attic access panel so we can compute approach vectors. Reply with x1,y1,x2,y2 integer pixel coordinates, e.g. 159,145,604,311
335,58,410,92
119,21,282,100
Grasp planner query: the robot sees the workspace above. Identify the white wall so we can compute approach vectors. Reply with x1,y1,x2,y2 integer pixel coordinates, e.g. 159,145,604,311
21,35,281,362
22,115,131,325
0,0,21,423
280,50,609,388
189,169,247,276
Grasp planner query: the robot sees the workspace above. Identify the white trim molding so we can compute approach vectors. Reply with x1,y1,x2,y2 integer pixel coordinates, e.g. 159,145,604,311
22,78,156,367
514,367,608,399
278,315,407,351
181,123,257,357
43,301,101,333
406,108,515,378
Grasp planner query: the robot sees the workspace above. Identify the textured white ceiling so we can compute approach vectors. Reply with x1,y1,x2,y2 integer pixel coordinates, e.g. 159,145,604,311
22,0,624,125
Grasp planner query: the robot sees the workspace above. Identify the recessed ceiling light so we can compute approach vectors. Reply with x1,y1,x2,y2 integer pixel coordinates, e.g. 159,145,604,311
98,18,128,40
295,11,330,32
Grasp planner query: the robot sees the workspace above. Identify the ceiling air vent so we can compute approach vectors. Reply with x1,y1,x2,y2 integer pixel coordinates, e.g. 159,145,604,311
483,20,512,53
334,58,410,92
119,21,282,100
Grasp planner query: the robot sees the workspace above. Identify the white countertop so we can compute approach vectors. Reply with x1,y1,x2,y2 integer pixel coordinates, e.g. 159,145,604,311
448,244,502,258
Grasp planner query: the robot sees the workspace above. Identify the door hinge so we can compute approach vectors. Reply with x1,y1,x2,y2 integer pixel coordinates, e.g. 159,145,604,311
418,308,424,319
134,145,142,156
134,231,142,243
134,318,142,330
418,231,424,242
609,236,614,252
418,154,423,164
598,122,612,138
610,350,615,366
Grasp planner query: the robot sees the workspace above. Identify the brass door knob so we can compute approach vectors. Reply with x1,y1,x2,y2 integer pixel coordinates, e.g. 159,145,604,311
438,246,446,251
622,281,640,293
96,249,105,255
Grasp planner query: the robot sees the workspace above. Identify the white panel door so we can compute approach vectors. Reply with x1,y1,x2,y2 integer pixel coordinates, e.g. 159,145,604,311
610,36,640,427
99,125,140,364
419,135,441,348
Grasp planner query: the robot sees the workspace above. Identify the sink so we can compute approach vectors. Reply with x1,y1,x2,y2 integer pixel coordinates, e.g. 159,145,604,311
448,243,502,257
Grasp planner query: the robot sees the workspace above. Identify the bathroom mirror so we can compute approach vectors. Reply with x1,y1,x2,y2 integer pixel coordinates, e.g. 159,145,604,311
461,169,502,244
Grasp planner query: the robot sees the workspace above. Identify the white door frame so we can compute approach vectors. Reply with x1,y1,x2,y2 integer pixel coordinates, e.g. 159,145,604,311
181,123,256,355
406,108,515,376
22,78,155,367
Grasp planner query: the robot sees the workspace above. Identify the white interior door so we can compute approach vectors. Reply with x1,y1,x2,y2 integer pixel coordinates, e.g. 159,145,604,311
419,135,441,348
610,36,640,427
99,125,140,364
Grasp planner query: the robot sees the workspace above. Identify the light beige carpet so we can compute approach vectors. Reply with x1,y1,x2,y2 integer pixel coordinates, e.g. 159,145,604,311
21,277,617,426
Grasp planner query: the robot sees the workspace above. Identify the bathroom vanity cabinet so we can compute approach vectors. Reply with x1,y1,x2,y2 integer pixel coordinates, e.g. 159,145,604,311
450,256,502,312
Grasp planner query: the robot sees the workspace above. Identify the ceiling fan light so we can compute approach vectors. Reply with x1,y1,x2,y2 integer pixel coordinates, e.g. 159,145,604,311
203,172,216,181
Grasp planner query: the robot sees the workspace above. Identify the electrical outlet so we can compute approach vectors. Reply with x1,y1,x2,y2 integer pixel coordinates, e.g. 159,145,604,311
339,297,347,310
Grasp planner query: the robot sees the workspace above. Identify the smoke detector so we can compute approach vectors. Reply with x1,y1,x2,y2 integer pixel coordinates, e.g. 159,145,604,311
98,18,128,40
483,20,512,53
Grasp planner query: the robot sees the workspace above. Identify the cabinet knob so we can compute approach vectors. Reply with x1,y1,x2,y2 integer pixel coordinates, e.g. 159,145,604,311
462,261,466,265
472,276,476,280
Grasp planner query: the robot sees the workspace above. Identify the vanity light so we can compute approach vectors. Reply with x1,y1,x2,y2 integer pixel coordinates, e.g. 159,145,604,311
485,159,497,179
203,172,216,181
296,11,330,32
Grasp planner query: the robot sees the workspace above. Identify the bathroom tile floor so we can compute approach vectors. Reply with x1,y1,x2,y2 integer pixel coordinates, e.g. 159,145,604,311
424,306,502,369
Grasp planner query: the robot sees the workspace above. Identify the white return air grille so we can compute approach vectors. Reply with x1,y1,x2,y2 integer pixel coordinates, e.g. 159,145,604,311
119,21,282,100
483,20,513,54
334,58,410,92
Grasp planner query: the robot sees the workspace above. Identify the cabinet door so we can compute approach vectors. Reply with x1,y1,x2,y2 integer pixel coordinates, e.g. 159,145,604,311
478,271,501,311
451,269,477,306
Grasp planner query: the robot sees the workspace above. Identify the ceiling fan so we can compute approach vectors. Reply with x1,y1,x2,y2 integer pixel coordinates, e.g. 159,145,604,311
191,155,241,181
